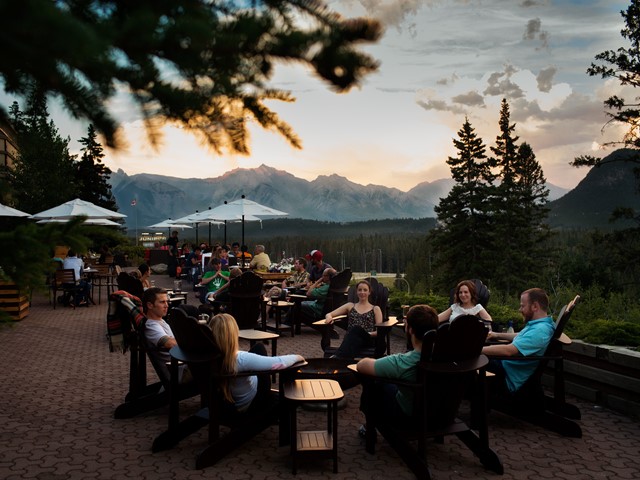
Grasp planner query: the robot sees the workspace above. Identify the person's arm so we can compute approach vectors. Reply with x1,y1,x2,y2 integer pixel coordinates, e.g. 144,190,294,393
325,303,353,323
478,306,492,321
482,342,519,356
237,351,305,371
486,331,517,342
438,307,452,323
356,357,376,375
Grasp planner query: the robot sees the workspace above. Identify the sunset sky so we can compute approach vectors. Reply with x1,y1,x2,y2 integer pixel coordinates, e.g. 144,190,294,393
23,0,635,191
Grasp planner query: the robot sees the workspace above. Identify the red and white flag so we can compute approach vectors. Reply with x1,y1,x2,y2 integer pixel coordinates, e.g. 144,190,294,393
131,199,137,206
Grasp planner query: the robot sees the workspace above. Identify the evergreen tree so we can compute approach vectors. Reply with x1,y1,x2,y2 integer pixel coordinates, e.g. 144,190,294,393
490,100,550,294
8,90,78,213
0,0,381,154
432,117,495,287
76,125,118,212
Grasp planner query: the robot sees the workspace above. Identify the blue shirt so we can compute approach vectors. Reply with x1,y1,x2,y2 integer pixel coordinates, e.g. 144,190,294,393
502,316,555,392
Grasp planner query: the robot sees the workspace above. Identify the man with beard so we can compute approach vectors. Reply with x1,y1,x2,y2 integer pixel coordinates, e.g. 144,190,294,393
482,288,555,393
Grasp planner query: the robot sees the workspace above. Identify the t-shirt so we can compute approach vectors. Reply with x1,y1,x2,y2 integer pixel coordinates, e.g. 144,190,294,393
502,316,555,392
249,252,271,271
144,319,174,363
374,349,422,416
62,256,84,281
202,270,230,293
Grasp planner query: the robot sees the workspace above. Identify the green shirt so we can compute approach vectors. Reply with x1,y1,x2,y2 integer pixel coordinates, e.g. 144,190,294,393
374,349,422,416
202,270,230,293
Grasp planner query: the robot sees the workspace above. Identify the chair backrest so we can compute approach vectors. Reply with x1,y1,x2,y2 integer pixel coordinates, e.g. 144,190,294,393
55,268,77,285
346,277,389,320
117,272,144,299
449,278,490,308
321,269,352,316
228,271,264,329
419,314,488,430
168,307,218,355
94,263,112,276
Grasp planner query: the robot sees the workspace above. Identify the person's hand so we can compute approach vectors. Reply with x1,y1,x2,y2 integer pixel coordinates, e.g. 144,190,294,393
325,314,334,324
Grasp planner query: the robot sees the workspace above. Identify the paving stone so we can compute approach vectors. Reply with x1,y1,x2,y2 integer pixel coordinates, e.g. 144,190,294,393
2,278,640,479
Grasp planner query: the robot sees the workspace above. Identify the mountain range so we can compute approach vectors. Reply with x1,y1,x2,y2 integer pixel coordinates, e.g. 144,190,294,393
110,164,571,229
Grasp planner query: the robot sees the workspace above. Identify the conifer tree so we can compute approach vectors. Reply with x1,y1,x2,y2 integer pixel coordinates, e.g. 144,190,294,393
76,125,118,212
490,100,550,294
432,117,495,287
8,90,78,213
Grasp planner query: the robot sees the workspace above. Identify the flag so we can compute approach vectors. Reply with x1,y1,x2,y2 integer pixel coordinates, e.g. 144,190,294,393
131,199,137,206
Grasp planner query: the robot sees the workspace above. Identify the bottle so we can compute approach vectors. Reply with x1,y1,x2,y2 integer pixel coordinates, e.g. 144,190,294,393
506,321,514,333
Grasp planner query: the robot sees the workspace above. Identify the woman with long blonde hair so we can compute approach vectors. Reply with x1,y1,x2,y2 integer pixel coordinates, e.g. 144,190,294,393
208,313,304,412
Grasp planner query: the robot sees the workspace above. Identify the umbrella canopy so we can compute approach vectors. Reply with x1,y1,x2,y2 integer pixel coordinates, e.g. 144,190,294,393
31,198,127,220
0,202,30,217
196,196,288,246
36,218,121,226
147,219,193,230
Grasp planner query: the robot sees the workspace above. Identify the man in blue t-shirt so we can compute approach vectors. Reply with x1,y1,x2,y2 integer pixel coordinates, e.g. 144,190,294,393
482,288,555,393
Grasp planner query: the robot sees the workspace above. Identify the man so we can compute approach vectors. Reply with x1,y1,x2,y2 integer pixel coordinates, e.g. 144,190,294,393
142,287,190,382
142,287,176,359
249,244,271,271
298,267,337,323
357,305,439,419
198,258,230,303
482,288,555,393
281,257,310,290
166,230,180,277
306,250,332,284
185,245,202,282
62,249,91,306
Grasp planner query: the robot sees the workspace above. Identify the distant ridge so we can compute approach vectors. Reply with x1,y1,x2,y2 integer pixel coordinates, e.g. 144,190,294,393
109,163,570,229
548,149,640,229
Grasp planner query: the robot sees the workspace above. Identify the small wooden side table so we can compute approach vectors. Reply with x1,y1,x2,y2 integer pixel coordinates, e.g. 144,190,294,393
283,379,344,474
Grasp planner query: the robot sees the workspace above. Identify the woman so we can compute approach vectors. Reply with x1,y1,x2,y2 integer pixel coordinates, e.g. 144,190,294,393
208,313,304,412
325,280,383,359
438,280,492,324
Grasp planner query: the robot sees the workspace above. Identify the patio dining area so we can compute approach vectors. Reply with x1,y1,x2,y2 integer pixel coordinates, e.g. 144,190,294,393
1,276,640,480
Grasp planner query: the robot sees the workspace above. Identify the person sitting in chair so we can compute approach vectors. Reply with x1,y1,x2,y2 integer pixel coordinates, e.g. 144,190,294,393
142,287,190,383
197,258,230,304
62,249,91,306
325,280,383,359
281,257,310,291
482,287,555,393
290,267,337,326
357,305,439,421
438,279,492,324
208,313,304,413
249,244,271,272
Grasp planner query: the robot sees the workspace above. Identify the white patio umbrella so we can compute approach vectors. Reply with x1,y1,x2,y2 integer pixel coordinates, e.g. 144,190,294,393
0,202,30,217
31,198,127,220
147,219,193,230
36,218,121,226
198,196,288,247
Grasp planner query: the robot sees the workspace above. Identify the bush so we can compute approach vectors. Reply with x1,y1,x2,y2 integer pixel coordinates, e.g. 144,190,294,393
571,319,640,348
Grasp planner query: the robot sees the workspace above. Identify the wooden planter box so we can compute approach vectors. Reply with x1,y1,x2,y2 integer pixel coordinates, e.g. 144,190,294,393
0,281,29,321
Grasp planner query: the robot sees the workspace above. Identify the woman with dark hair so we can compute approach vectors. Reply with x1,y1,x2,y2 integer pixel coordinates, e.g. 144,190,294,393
438,279,492,323
324,280,383,359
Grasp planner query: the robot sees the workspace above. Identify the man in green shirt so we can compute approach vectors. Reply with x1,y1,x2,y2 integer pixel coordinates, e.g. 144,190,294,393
357,304,439,419
197,258,230,303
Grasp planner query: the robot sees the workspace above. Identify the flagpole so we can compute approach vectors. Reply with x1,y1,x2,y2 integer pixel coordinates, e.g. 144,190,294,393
131,198,138,246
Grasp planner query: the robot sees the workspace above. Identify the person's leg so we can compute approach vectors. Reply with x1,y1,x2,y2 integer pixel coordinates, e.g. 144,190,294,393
334,326,372,359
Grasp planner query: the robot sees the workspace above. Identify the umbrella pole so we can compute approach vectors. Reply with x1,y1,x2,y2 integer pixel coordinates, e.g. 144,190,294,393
224,221,227,246
208,222,211,246
241,215,245,249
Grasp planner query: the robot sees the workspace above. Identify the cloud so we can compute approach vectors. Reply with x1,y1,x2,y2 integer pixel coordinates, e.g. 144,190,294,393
416,96,466,114
520,0,549,7
523,17,549,49
436,73,459,86
483,65,525,99
536,66,557,93
452,91,485,107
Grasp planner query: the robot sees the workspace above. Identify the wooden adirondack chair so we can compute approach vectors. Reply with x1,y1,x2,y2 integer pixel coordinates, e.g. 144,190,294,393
354,315,503,479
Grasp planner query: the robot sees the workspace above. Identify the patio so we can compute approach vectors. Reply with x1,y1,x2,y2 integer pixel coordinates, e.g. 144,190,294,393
1,276,639,480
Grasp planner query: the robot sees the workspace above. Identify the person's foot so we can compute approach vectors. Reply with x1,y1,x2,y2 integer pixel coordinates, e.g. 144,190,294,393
329,329,340,340
358,425,367,438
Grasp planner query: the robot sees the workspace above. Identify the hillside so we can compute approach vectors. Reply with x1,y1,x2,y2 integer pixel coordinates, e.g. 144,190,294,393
548,149,640,229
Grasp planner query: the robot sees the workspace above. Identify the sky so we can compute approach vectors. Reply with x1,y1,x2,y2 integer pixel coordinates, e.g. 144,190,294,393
26,0,636,191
